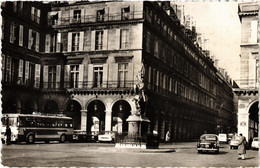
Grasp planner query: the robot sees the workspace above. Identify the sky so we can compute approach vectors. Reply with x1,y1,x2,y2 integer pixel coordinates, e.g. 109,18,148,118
174,2,241,80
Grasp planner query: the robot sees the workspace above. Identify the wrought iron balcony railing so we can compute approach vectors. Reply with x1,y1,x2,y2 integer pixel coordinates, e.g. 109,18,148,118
48,11,143,26
42,80,136,90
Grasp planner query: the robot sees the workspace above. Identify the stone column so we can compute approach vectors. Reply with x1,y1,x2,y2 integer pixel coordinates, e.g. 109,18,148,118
80,110,87,131
105,110,112,131
237,109,249,140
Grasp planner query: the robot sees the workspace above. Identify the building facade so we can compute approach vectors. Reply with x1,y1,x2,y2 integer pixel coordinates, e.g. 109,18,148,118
234,2,259,141
2,1,235,141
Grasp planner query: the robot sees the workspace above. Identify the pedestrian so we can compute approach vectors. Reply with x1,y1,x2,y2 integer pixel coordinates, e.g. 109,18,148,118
5,125,11,145
165,131,170,143
238,133,247,160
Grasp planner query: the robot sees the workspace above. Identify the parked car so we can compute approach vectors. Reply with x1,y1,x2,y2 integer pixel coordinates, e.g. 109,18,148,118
251,137,259,150
197,134,219,154
72,130,96,142
218,133,228,143
98,131,119,142
227,133,234,143
229,135,240,149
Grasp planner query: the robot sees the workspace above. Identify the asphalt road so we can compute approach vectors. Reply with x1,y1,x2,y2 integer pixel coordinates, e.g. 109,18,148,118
1,142,259,167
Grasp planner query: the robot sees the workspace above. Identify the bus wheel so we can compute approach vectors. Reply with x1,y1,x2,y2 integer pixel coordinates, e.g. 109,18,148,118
27,134,35,144
60,134,66,143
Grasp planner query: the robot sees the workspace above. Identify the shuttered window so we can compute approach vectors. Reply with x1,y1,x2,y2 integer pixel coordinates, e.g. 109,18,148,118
28,29,38,51
18,59,24,84
34,64,41,88
120,29,129,49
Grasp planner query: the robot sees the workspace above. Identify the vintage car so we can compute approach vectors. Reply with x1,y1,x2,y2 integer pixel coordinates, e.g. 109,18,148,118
197,134,219,154
251,137,259,150
218,133,228,143
97,131,119,142
229,135,240,149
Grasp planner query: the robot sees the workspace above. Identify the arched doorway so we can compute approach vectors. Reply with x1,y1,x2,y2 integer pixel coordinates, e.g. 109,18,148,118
249,101,259,138
87,100,105,134
65,100,81,130
44,100,59,114
112,100,131,134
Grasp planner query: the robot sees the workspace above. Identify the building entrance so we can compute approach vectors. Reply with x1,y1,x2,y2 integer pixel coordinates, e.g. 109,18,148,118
65,100,81,130
87,100,105,133
112,100,131,134
249,101,259,138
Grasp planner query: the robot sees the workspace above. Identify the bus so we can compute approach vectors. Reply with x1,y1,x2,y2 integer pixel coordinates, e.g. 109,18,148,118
1,113,74,144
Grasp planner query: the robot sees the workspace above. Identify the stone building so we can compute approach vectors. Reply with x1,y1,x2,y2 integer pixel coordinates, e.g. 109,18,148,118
234,2,259,141
1,1,235,141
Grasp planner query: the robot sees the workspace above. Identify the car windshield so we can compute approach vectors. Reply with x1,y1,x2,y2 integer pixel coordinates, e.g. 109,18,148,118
200,135,217,141
253,138,258,141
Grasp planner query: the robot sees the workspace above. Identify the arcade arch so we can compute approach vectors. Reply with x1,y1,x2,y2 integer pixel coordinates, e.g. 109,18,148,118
87,100,106,133
111,100,131,134
248,101,259,138
65,100,82,130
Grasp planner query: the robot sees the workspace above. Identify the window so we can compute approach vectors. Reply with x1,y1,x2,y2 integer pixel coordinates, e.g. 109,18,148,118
48,66,56,88
68,32,84,52
13,1,23,14
31,7,40,24
13,2,17,13
50,34,56,52
118,63,128,87
95,31,103,50
50,12,58,25
11,58,19,84
27,63,35,87
70,65,79,88
72,33,80,51
10,23,19,44
120,29,129,49
154,38,159,58
146,31,151,53
29,30,37,51
121,7,130,20
73,10,81,23
97,9,105,22
93,66,103,87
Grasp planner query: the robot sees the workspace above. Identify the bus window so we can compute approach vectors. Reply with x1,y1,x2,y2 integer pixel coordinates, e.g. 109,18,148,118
1,117,8,126
26,117,35,127
7,118,17,126
52,119,58,127
36,118,43,127
18,117,25,126
45,118,51,127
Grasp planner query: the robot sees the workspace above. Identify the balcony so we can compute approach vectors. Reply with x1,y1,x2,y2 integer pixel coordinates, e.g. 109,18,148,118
48,11,143,26
2,76,39,90
42,80,136,92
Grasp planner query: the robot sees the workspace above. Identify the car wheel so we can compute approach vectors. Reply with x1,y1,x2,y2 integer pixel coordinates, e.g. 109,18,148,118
27,134,35,144
216,149,219,154
198,150,201,154
60,134,66,143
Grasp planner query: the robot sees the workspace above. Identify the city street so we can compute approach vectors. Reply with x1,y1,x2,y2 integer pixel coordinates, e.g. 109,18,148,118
1,142,259,167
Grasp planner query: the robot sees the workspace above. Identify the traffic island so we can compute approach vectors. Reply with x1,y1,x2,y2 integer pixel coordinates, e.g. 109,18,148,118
115,134,159,149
